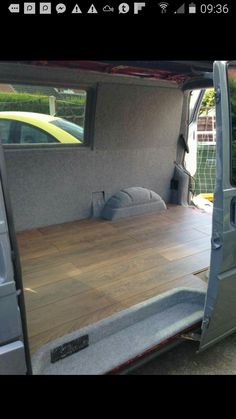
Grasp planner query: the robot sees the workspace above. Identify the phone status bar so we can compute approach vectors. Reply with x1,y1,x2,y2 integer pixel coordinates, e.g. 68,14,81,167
7,2,232,16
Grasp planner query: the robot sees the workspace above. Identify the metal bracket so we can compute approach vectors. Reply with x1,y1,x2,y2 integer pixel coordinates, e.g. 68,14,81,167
202,316,211,329
211,234,222,250
180,332,201,342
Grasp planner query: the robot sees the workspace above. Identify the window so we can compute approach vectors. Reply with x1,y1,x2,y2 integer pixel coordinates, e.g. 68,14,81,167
50,119,84,142
19,122,58,144
0,119,11,144
228,65,236,185
0,84,88,146
195,89,216,195
185,88,216,199
189,89,202,123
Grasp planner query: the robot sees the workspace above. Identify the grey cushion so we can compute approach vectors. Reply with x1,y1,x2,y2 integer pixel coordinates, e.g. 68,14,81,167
102,187,166,220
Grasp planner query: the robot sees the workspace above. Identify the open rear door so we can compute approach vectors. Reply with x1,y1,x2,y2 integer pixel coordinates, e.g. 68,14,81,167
0,142,31,374
200,61,236,350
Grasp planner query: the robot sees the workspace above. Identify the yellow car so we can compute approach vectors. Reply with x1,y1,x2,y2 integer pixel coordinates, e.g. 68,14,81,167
198,193,214,202
0,112,83,145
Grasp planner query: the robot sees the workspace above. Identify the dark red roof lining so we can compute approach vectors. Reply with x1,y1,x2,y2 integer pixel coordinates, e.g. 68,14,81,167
22,61,190,83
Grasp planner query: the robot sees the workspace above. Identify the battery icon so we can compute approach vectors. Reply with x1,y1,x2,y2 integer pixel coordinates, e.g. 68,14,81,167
189,3,196,13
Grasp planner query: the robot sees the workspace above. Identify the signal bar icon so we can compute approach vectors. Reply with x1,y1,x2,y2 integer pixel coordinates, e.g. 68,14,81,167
174,3,197,14
158,2,169,13
174,3,185,14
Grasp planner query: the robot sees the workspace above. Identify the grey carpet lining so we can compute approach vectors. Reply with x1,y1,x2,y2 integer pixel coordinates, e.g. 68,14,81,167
32,288,205,375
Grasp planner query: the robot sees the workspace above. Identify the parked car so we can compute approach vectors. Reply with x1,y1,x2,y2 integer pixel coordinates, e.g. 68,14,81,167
0,111,83,144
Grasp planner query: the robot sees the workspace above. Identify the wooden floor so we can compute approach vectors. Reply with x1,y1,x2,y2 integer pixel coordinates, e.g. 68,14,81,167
17,205,212,354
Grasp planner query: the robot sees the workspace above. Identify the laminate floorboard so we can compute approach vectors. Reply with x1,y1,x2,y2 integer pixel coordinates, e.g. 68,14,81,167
17,205,212,354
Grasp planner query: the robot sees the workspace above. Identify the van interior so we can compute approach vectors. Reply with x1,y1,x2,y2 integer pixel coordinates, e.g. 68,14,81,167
0,61,215,374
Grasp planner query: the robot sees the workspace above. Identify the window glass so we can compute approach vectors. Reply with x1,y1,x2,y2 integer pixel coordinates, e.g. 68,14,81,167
228,65,236,185
0,84,87,146
19,123,58,144
0,120,11,144
194,89,216,196
50,119,84,141
185,88,216,201
189,89,202,122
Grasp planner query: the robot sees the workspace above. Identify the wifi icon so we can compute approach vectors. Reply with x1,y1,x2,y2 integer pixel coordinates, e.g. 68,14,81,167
158,2,169,13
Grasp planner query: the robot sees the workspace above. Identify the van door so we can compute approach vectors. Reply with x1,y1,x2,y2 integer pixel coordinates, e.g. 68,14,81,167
199,61,236,350
0,142,31,374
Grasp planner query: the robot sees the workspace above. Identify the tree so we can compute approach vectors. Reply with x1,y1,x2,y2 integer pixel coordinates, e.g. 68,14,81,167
199,88,215,115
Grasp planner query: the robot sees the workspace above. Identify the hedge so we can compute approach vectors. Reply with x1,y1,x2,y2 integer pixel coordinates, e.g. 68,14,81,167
0,92,86,126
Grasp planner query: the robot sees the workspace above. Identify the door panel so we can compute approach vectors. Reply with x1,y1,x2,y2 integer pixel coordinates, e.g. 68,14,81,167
0,341,26,375
0,282,22,345
200,61,236,350
0,141,30,373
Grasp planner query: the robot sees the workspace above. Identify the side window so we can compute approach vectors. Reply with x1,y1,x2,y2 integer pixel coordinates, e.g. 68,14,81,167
228,65,236,185
0,84,89,147
195,89,216,196
0,120,12,144
185,88,216,202
189,89,202,122
19,122,58,144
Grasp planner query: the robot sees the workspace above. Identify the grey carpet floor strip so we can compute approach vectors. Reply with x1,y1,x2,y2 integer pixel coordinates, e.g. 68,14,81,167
32,288,206,375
